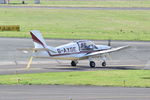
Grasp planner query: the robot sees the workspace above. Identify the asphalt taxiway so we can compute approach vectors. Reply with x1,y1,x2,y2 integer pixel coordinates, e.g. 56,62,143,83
0,38,150,74
0,85,150,100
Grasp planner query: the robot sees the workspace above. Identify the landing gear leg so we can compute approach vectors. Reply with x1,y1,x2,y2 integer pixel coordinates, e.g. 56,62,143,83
90,61,96,68
71,61,78,66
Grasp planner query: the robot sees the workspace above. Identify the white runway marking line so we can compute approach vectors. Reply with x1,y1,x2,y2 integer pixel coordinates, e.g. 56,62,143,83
0,66,79,71
0,61,58,65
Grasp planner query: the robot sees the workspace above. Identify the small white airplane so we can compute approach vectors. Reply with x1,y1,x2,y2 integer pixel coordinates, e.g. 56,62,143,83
20,30,130,68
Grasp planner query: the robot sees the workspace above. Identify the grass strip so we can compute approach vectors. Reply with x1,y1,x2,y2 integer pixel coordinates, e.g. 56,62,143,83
0,70,150,87
6,0,150,7
0,8,150,41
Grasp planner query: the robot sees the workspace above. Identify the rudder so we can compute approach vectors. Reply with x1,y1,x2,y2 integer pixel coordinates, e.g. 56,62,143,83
30,30,47,48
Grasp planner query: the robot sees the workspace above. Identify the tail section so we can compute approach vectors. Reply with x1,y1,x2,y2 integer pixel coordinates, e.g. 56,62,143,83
30,30,47,48
30,30,56,56
25,30,56,69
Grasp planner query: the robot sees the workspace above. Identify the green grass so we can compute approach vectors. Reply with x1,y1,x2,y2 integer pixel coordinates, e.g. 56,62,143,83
40,0,150,7
7,0,150,7
0,70,150,87
0,8,150,41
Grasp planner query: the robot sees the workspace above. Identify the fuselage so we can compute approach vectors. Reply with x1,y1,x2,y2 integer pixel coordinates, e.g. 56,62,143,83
27,30,130,68
35,40,111,60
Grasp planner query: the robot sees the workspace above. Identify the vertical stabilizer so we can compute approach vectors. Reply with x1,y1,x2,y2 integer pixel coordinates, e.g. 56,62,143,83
30,30,47,48
30,30,56,56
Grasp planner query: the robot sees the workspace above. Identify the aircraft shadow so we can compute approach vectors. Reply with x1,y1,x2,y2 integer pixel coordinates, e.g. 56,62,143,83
44,65,139,71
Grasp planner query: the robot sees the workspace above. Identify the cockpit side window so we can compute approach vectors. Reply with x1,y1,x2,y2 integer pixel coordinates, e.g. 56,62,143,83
77,41,97,51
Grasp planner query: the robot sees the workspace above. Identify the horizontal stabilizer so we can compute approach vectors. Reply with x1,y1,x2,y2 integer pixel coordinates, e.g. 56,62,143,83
18,48,57,53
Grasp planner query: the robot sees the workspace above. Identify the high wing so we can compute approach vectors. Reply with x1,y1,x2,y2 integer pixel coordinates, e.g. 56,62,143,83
85,45,130,57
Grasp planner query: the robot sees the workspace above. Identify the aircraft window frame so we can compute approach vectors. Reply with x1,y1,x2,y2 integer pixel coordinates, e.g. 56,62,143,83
76,40,97,51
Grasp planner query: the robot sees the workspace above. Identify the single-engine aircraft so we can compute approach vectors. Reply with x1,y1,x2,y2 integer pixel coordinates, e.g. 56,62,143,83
20,30,130,68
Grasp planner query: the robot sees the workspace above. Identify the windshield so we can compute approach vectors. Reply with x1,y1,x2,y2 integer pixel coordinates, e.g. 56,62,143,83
77,40,97,51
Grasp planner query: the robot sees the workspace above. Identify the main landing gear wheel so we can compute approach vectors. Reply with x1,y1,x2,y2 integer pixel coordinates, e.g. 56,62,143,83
102,61,106,67
71,61,77,66
90,61,96,68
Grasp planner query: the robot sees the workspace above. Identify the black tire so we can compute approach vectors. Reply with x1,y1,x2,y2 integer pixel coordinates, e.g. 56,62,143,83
71,61,77,66
102,61,106,67
90,61,95,68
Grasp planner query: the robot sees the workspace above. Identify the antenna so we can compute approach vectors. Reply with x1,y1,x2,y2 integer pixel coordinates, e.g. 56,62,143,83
108,40,111,46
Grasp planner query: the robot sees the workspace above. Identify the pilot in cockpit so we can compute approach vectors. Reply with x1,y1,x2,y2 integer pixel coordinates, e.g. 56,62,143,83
79,41,97,51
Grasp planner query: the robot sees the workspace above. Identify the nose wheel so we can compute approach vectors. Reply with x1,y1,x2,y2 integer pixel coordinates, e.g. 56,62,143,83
102,61,106,67
90,61,96,68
